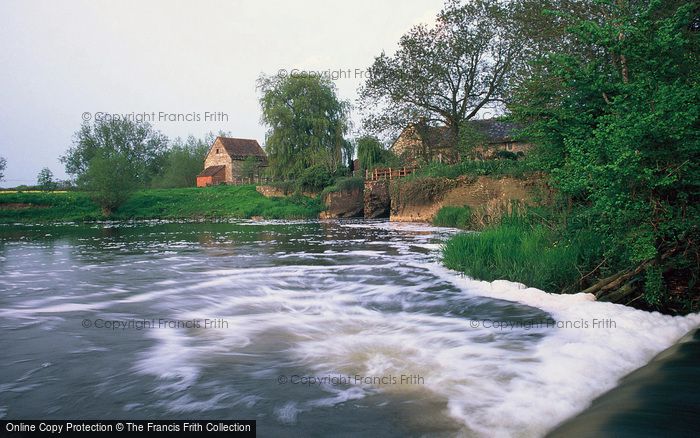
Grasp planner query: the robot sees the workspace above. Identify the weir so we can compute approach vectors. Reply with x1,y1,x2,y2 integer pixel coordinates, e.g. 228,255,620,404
547,328,700,437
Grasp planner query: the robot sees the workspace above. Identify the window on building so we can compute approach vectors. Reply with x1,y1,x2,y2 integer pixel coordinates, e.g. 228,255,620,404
216,148,220,154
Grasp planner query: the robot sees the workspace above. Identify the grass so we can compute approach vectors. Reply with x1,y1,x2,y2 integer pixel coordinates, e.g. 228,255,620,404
410,159,532,180
442,213,603,293
433,205,472,228
0,185,324,223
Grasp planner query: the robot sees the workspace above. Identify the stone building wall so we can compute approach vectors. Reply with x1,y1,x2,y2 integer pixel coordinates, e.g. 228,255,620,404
203,139,233,182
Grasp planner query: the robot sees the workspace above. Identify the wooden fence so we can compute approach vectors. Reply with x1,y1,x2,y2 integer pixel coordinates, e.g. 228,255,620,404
228,176,273,185
365,166,417,181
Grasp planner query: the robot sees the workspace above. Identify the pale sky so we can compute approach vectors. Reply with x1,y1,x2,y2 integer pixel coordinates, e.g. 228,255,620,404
0,0,444,185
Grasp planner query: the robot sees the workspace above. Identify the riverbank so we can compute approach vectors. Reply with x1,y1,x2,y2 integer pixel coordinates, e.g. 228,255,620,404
0,185,324,223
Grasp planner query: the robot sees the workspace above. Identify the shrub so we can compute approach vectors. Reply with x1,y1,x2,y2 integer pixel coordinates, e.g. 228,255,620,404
409,159,532,180
297,165,335,192
494,150,519,160
320,177,365,198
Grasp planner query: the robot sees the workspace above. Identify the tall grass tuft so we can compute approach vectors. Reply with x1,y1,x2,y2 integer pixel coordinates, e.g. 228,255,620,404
442,213,602,293
433,205,472,229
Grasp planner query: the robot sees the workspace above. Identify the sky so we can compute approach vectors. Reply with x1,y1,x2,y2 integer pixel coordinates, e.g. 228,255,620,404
0,0,444,186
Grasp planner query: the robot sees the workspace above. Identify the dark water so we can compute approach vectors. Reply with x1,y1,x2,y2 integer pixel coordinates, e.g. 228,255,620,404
0,220,697,437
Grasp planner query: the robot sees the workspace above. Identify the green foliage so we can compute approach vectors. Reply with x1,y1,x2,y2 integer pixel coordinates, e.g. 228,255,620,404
258,74,350,179
644,265,665,306
36,168,57,191
297,165,335,193
61,118,168,187
113,186,323,220
152,136,209,188
494,150,520,161
0,191,101,223
512,0,700,306
443,212,604,293
360,0,521,138
320,177,365,198
333,177,365,193
433,206,472,229
240,156,261,180
456,121,489,157
410,159,532,180
356,136,391,170
0,185,323,223
78,152,138,216
0,156,6,181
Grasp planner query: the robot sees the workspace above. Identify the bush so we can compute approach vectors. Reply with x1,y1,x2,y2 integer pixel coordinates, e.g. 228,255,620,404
78,152,138,216
297,165,335,192
494,150,519,160
410,159,532,179
433,205,472,228
320,177,365,198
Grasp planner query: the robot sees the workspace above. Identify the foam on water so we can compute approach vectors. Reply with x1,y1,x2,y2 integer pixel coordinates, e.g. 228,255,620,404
130,222,699,436
2,220,698,436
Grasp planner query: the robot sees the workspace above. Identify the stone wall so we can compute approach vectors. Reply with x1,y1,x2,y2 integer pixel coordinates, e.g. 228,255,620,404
203,139,233,182
320,188,364,219
364,180,391,219
256,185,289,198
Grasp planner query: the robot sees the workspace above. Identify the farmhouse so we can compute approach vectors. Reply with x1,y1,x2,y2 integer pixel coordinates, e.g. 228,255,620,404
196,137,268,187
390,119,531,163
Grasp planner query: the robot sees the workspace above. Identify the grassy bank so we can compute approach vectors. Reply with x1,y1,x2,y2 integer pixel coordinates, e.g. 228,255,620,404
410,159,533,180
442,212,603,295
0,185,324,224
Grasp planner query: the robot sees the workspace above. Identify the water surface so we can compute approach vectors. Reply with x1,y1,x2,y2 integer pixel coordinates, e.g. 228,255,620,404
0,220,698,437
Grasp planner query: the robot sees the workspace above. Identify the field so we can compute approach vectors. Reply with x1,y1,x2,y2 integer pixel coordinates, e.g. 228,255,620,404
0,185,324,223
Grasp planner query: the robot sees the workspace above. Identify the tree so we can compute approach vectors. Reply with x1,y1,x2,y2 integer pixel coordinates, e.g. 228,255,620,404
61,118,168,186
512,0,700,307
0,157,5,182
258,74,350,179
359,0,522,139
240,156,261,181
37,167,57,191
78,151,138,216
341,139,355,172
356,136,386,170
152,135,209,188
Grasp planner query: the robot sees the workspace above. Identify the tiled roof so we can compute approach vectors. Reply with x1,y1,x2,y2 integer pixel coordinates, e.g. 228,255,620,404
402,119,523,150
198,165,225,177
217,137,267,159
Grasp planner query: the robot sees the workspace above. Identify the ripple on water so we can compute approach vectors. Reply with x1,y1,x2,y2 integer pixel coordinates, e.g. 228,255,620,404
0,220,698,437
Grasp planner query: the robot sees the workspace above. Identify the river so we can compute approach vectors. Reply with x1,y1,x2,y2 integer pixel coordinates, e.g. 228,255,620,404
0,220,698,437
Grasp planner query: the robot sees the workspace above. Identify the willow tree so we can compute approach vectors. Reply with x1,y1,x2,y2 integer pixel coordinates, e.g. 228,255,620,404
258,74,350,180
359,0,522,139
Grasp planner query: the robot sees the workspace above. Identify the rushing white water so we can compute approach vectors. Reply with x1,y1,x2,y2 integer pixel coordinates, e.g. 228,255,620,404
1,220,698,437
